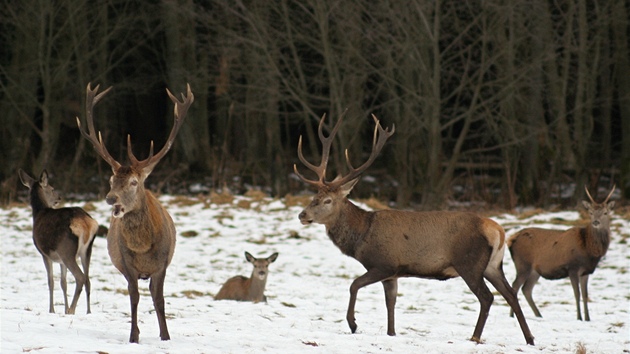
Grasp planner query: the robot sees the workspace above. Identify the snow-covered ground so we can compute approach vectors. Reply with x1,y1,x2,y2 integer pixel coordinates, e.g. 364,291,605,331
1,194,628,353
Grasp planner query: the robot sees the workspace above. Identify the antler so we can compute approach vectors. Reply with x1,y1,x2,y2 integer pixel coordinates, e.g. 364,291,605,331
127,83,194,173
584,184,616,204
293,113,344,188
294,113,395,189
76,83,120,171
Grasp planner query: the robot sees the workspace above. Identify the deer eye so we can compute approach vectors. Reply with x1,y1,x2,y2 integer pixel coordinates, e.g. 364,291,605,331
324,198,332,205
130,180,138,187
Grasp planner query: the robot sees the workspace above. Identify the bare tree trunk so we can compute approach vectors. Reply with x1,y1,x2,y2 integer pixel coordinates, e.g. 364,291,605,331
162,0,213,175
612,0,630,199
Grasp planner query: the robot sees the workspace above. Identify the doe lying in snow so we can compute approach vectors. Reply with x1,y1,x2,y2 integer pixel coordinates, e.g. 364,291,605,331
508,185,615,321
215,252,279,303
19,169,98,315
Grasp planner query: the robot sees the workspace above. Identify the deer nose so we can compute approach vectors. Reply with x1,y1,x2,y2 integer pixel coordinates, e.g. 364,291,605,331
106,195,118,205
592,220,600,227
299,211,306,220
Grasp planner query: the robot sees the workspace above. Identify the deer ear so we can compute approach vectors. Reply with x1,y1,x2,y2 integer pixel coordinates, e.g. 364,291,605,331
18,169,34,188
245,252,255,263
267,252,279,263
581,200,591,210
340,178,359,197
607,201,616,210
39,170,49,187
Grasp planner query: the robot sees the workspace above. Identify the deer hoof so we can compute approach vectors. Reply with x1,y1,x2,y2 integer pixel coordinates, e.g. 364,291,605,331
470,336,484,344
348,321,357,334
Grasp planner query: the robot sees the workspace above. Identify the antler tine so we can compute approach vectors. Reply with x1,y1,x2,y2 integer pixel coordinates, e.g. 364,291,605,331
76,83,120,170
584,185,595,203
603,184,616,203
132,83,194,172
335,114,395,187
295,135,324,187
294,112,344,187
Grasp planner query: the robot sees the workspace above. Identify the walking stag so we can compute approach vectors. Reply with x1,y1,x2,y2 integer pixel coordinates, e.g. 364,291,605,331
294,113,534,345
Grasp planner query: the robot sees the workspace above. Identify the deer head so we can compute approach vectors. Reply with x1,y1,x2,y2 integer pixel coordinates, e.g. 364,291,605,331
583,185,616,230
294,113,395,225
76,83,194,218
246,251,279,280
19,170,61,208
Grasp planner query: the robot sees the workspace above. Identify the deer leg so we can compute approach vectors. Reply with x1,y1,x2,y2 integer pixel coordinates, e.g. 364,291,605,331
347,269,392,335
42,256,55,313
569,271,582,320
509,270,529,318
521,272,542,317
81,244,93,314
457,266,493,344
580,274,590,321
127,276,141,343
485,267,535,345
63,259,85,316
59,263,70,314
150,271,170,341
381,278,398,336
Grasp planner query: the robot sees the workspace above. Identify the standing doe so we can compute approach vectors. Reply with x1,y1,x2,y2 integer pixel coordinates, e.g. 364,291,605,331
294,113,534,345
215,252,279,303
508,186,615,321
76,83,193,343
19,169,98,315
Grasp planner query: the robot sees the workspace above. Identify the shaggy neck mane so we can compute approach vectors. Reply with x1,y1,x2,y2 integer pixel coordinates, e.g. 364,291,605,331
120,190,162,253
581,226,610,259
326,199,373,257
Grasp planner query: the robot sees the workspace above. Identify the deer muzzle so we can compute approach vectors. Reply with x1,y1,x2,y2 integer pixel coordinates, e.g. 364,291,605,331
106,195,125,218
298,211,313,225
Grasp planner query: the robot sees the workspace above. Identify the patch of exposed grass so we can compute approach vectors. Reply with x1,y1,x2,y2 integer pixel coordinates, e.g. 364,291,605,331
247,236,267,244
236,199,252,209
181,290,209,299
210,191,234,205
357,197,389,210
180,230,198,238
244,189,268,201
284,194,312,208
170,195,204,207
516,209,547,220
574,342,587,354
81,202,97,212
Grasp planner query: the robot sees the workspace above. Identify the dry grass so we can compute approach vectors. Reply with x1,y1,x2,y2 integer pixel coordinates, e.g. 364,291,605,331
283,194,313,207
358,197,390,210
210,191,235,205
244,189,268,201
574,341,587,354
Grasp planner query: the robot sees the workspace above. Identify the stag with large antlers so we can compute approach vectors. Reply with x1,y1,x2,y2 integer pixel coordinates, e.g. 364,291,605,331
76,83,193,343
508,186,615,321
295,114,534,345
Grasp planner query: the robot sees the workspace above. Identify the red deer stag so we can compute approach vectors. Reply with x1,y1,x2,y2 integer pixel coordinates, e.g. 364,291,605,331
215,251,279,303
76,83,193,343
508,186,615,321
294,114,534,345
19,169,98,315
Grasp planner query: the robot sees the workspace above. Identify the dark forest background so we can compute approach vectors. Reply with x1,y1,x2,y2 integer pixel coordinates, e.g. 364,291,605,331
1,0,628,209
